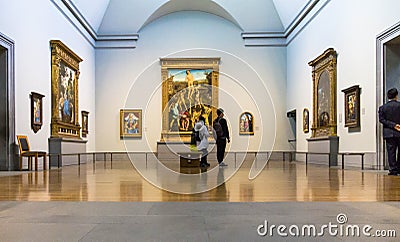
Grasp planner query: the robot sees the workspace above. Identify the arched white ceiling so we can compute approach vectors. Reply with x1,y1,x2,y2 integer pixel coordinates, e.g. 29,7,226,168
70,0,310,34
139,0,243,31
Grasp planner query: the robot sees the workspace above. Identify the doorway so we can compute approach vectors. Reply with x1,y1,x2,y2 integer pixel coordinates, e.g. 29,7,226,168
377,22,400,170
0,32,15,171
287,109,296,160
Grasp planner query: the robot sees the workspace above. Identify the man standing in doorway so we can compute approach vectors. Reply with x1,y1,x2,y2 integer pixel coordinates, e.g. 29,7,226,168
379,87,400,176
214,108,230,167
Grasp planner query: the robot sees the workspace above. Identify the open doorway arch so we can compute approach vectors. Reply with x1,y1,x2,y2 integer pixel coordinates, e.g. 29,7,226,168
0,32,16,171
376,22,400,170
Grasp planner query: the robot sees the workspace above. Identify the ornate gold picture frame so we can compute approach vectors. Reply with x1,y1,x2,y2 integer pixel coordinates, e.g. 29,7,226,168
30,92,44,133
120,109,142,138
309,48,338,138
50,40,82,139
160,58,220,141
342,85,360,128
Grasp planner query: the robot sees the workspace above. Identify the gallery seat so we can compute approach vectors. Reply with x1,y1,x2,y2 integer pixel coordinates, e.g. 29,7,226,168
17,135,47,171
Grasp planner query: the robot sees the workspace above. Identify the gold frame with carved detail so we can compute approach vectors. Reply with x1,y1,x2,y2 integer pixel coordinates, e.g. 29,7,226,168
309,48,338,138
160,58,220,141
50,40,82,139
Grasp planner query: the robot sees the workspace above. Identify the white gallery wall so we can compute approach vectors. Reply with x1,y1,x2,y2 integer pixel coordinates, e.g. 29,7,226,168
287,0,400,153
0,0,96,151
95,11,289,152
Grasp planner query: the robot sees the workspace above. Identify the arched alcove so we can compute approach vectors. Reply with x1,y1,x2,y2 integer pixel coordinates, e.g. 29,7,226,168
139,0,242,32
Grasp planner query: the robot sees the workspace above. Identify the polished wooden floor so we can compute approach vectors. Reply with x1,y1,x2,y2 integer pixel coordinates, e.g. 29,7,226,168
0,159,400,202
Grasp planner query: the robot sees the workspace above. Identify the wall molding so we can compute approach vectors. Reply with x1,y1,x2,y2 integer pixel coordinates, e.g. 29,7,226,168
242,0,331,47
51,0,138,49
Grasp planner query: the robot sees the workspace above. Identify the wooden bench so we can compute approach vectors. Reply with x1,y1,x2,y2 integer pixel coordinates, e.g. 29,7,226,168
178,152,202,168
17,135,47,171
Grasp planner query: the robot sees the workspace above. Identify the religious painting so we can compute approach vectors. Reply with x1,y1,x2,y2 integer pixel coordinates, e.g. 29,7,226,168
50,40,82,139
120,109,142,138
58,61,76,124
160,58,220,141
317,70,331,127
81,111,89,137
239,112,254,135
30,92,44,133
342,85,360,128
303,108,309,133
309,48,337,137
167,69,213,132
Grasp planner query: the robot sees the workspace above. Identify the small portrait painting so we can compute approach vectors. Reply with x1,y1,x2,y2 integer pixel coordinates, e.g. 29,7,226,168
342,85,361,128
81,111,89,137
303,108,309,133
30,92,45,133
120,109,142,138
239,112,254,135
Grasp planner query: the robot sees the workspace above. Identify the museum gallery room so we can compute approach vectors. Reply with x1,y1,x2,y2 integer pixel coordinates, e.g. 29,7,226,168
1,0,400,241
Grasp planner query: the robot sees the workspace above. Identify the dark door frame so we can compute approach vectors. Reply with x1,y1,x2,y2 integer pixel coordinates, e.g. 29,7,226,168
0,32,16,171
376,22,400,170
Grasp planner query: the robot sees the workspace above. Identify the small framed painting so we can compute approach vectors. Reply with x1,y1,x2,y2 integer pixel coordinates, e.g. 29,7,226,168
342,85,361,128
303,108,309,133
239,112,254,135
120,109,142,138
31,92,45,133
81,111,89,137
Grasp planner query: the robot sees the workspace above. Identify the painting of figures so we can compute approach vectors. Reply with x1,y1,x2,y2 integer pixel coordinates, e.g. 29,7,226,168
120,109,142,138
167,69,213,132
239,112,254,135
58,61,76,124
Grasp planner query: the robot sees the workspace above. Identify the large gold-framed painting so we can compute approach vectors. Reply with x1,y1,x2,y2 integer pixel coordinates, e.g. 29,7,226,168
160,58,220,141
309,48,337,138
50,40,82,139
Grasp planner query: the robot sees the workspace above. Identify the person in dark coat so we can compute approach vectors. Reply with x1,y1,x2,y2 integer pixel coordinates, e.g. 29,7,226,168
379,87,400,175
214,108,230,167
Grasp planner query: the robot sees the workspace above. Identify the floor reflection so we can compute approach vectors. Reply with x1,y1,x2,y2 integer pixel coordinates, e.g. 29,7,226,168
0,160,399,202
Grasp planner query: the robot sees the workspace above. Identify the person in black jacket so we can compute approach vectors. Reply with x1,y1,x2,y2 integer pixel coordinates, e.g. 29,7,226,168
214,108,230,166
379,88,400,175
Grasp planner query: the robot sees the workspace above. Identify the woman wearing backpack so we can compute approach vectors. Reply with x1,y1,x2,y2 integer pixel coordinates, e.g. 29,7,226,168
194,116,210,167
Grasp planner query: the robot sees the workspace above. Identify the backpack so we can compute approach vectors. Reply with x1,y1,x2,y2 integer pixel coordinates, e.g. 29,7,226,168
191,128,201,145
212,119,224,140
